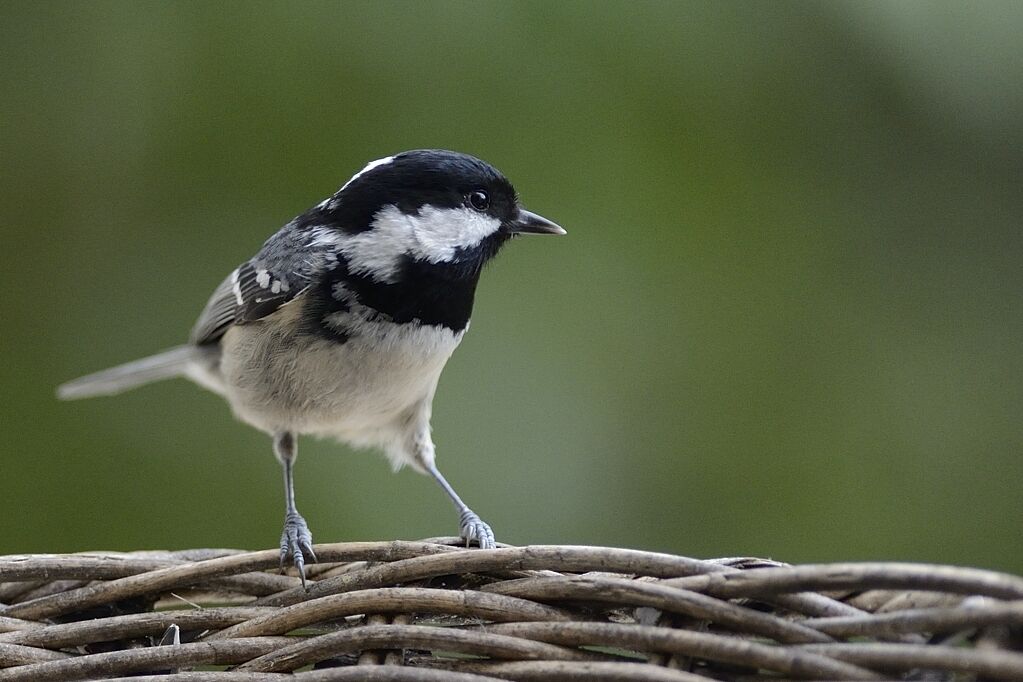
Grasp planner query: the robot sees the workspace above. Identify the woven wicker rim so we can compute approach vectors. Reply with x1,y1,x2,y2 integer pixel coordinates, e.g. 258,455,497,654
2,540,1022,681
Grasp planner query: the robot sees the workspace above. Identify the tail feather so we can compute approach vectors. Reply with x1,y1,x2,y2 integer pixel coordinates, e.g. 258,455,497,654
57,345,200,400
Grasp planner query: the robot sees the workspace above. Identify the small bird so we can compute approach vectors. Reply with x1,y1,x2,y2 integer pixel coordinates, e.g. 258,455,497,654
58,149,565,583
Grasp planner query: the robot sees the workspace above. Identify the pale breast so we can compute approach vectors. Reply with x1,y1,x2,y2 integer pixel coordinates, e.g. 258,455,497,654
218,301,464,438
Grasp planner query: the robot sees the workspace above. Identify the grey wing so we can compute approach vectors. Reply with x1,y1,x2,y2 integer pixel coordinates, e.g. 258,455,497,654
189,272,239,345
189,227,339,346
188,262,302,345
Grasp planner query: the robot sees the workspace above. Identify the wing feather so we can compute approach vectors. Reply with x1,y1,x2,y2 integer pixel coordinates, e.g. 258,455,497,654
189,225,340,345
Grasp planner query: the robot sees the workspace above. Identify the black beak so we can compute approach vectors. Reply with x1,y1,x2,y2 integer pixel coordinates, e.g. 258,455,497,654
506,208,566,235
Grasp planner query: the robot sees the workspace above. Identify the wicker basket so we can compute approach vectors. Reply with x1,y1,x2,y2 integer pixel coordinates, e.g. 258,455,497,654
2,540,1022,680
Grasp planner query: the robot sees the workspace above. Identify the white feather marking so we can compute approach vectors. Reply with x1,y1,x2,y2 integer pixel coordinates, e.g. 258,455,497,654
339,205,501,283
230,268,244,306
255,269,271,288
311,157,396,213
412,205,501,262
340,155,395,192
305,226,343,248
337,207,416,282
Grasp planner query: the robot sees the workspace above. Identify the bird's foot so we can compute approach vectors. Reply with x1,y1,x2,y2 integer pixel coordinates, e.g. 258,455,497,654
459,508,496,549
280,511,316,589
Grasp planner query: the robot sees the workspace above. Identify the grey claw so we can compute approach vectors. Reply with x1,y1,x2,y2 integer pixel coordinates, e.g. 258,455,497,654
280,511,316,589
459,509,496,549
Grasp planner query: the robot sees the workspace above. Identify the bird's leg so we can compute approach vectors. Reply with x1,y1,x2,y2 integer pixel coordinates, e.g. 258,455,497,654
274,431,316,587
408,403,496,548
424,461,496,549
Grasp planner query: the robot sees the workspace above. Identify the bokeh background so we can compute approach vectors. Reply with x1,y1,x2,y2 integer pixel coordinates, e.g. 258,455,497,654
2,1,1021,572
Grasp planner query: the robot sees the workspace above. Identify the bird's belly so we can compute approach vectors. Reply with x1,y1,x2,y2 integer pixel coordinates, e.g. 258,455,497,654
218,316,463,438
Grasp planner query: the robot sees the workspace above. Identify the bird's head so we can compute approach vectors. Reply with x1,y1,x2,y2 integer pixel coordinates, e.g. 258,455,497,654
307,149,564,284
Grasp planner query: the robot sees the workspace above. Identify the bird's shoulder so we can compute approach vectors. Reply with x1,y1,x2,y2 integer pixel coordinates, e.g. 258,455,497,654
189,224,341,346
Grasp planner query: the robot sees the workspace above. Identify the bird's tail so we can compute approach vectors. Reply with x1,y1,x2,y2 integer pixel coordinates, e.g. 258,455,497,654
57,345,201,400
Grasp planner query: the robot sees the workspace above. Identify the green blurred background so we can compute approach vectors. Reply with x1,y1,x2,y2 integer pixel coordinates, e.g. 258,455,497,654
2,1,1021,572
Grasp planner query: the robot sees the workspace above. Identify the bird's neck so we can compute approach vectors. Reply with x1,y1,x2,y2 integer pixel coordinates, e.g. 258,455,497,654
317,254,483,334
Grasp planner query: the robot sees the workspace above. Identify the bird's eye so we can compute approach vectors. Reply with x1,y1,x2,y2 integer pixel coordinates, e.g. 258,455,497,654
467,189,490,211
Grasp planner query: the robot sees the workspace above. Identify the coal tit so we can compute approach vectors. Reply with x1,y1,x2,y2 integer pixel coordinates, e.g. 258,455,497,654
58,149,565,584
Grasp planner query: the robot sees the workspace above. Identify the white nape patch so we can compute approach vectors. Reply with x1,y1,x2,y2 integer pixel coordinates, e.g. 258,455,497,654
230,268,244,306
255,269,271,288
314,156,396,212
339,205,501,283
304,225,344,248
337,207,415,282
340,155,395,193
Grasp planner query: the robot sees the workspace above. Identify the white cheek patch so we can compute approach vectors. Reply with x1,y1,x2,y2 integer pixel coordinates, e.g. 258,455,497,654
411,205,502,263
337,205,501,283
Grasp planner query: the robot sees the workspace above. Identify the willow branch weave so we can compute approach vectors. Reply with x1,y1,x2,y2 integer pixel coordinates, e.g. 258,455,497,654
2,540,1021,680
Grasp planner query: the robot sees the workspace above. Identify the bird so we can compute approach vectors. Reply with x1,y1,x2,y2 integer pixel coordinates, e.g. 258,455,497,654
57,149,565,585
